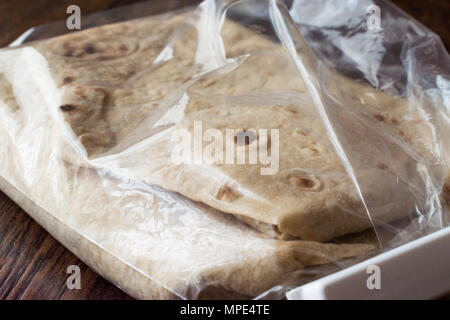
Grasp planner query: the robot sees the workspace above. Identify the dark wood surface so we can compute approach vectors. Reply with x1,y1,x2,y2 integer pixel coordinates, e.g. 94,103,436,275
0,0,449,300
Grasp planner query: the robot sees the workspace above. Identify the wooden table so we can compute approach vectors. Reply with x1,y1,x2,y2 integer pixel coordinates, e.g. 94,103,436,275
1,0,449,300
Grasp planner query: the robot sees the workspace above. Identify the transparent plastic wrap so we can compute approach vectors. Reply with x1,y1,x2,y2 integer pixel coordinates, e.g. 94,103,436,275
0,0,448,299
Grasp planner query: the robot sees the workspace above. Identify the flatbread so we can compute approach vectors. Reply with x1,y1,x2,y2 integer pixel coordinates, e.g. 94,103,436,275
25,11,448,242
0,11,375,300
0,164,374,299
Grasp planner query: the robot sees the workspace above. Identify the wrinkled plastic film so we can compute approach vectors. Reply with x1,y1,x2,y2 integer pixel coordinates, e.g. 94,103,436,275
0,0,448,299
275,0,450,245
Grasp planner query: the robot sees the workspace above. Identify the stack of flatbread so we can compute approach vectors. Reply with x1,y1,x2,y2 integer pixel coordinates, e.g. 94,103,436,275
0,8,447,299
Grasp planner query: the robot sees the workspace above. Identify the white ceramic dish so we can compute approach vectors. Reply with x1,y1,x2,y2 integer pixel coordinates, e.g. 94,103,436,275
287,227,450,300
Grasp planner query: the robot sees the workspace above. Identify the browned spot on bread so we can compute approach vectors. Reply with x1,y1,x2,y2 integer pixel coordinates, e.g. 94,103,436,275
287,107,297,114
63,76,75,85
216,183,241,202
60,104,76,112
234,129,257,146
83,43,96,54
374,114,385,122
61,42,100,58
390,118,399,125
74,86,87,99
295,128,309,136
398,129,411,142
93,87,108,95
288,174,323,191
295,177,315,188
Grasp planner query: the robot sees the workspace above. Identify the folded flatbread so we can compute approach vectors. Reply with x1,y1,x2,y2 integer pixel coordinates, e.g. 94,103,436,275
21,10,448,242
0,10,377,299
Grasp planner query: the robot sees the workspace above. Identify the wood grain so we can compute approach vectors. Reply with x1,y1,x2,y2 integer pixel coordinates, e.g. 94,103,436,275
0,0,449,300
0,189,133,300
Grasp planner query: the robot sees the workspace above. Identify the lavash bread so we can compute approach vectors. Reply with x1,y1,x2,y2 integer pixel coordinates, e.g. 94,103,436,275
25,10,448,242
0,79,374,299
30,12,290,158
0,166,373,299
0,11,377,299
0,4,447,298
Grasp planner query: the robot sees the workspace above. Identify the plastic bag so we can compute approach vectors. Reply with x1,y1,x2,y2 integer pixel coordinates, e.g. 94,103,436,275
0,0,448,299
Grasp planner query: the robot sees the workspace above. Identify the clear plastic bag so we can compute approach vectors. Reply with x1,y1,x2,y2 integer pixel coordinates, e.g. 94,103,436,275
0,0,448,299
